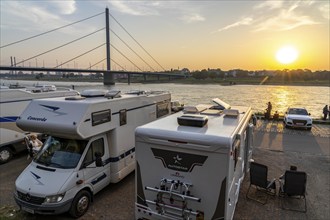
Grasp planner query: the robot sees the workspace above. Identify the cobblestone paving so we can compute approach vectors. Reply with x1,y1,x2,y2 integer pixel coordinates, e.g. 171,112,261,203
255,120,330,138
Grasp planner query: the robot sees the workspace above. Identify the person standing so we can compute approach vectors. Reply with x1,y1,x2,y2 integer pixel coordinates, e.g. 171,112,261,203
265,102,272,119
323,105,328,120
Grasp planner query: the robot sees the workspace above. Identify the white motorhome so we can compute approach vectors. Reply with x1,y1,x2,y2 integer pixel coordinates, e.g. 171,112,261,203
0,86,79,164
14,89,171,218
135,99,254,220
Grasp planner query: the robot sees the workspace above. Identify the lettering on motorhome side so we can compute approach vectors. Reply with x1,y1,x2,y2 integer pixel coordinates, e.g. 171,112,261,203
151,148,208,172
27,116,47,122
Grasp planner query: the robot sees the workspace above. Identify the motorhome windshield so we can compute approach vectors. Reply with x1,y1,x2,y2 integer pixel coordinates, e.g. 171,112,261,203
34,136,88,169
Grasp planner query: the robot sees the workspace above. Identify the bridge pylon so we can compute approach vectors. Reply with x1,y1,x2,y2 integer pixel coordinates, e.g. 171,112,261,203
104,7,114,85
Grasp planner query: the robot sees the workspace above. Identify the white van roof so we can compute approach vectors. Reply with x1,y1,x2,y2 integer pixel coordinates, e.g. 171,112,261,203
136,105,252,149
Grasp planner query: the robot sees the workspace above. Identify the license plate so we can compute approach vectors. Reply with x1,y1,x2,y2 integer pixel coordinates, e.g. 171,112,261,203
296,123,303,126
22,206,35,214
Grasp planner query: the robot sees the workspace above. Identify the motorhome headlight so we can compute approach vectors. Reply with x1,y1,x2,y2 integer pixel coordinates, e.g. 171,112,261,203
44,193,65,203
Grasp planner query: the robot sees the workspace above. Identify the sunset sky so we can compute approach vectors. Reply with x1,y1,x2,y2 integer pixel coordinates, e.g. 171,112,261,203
0,0,329,72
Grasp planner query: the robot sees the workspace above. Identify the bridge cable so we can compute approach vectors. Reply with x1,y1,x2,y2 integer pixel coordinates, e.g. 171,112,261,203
54,43,105,68
0,12,104,49
16,28,106,66
109,13,165,71
88,58,126,72
110,29,155,72
110,43,143,71
110,58,127,71
88,58,106,69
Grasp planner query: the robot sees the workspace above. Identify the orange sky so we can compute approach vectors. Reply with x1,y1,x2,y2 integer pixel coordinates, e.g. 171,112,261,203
1,1,329,71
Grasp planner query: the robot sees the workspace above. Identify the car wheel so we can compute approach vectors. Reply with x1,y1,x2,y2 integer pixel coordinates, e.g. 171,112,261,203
0,147,13,164
69,190,91,218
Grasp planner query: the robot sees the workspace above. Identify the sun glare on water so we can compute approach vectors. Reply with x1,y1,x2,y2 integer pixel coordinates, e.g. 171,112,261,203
276,46,299,64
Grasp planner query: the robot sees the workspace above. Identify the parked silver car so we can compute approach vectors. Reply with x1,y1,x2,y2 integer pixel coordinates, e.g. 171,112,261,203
283,107,312,130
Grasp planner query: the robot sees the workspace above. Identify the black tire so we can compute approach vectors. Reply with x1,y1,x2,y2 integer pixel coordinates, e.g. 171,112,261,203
307,127,312,131
0,147,13,164
69,190,91,218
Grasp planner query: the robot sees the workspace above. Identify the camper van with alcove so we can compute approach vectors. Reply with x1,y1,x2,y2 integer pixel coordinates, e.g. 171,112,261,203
135,99,254,220
14,89,171,218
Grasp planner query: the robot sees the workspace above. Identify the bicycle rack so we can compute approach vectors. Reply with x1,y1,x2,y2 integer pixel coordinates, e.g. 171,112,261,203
144,178,202,220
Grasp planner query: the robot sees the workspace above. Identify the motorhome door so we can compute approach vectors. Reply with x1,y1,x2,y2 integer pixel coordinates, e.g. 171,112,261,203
82,136,111,194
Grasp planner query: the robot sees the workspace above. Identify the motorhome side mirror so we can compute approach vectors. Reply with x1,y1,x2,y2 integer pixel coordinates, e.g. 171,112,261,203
95,152,103,167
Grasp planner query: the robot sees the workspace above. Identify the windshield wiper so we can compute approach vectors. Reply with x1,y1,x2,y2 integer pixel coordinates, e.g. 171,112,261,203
46,162,64,168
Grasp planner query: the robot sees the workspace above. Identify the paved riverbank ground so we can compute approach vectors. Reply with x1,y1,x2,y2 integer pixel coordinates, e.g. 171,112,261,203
233,120,330,220
0,120,329,219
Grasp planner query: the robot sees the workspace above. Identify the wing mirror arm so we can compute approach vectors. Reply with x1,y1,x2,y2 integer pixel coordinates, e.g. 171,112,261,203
95,152,103,167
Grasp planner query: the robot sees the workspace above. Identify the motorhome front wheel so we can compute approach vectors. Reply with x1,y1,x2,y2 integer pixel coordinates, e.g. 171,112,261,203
69,190,91,218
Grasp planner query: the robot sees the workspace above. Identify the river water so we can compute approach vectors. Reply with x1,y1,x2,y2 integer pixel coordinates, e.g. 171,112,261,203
2,79,329,118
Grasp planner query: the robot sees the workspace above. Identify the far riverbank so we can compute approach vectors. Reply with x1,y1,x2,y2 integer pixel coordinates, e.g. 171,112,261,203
1,75,329,87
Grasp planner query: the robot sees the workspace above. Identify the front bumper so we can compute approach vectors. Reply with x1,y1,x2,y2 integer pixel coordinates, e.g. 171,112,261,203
284,119,312,128
14,192,73,215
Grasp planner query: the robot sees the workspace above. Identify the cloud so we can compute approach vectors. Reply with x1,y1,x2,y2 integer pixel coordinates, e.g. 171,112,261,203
214,0,322,33
0,1,86,35
181,14,205,23
1,1,62,29
254,13,318,32
108,1,159,16
254,0,283,10
319,3,329,20
253,3,319,32
52,0,77,15
108,1,205,24
214,17,253,33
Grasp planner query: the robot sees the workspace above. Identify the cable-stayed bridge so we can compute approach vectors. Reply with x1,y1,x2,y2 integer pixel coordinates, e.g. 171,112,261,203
0,8,185,85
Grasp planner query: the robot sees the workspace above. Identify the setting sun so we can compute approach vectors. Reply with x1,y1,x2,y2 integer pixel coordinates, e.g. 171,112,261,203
276,46,299,64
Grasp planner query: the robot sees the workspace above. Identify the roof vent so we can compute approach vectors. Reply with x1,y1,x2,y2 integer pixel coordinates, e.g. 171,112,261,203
126,90,146,95
223,109,239,117
65,96,86,100
81,89,108,97
212,98,231,110
105,90,121,99
183,104,210,113
177,114,208,127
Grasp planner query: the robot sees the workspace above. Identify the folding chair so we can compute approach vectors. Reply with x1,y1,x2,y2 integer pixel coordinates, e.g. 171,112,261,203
279,170,307,212
246,162,276,204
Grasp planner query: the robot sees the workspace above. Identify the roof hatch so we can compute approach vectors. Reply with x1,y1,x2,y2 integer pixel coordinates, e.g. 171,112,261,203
212,98,231,110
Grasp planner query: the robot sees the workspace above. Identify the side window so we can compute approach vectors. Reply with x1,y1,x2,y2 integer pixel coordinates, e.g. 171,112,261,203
120,109,127,126
92,110,111,126
83,138,104,167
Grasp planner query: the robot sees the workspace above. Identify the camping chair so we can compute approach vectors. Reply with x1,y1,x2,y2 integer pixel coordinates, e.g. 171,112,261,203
279,170,307,212
246,162,276,204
